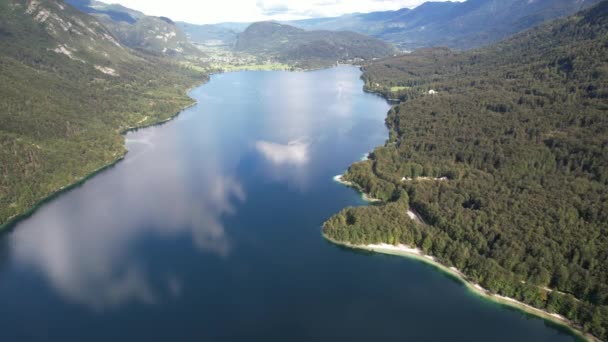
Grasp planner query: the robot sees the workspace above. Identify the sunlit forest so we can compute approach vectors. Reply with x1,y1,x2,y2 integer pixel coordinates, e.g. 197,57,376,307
0,0,206,226
324,3,608,338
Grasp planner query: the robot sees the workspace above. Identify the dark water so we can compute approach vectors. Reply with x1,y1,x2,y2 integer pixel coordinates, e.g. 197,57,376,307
0,67,579,341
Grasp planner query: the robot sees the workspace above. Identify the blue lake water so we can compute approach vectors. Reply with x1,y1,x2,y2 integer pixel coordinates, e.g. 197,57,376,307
0,66,580,341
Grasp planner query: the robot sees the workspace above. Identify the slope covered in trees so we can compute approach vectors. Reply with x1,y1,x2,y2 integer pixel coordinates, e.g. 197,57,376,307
289,0,603,51
65,0,205,59
189,0,601,52
324,2,608,339
0,0,205,227
234,22,397,68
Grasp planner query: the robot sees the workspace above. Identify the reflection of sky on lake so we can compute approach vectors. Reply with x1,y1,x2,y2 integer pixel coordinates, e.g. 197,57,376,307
0,67,577,342
6,66,386,311
252,69,373,190
256,140,310,166
10,112,245,310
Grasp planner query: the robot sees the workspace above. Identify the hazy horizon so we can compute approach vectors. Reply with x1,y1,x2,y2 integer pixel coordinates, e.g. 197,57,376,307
96,0,465,25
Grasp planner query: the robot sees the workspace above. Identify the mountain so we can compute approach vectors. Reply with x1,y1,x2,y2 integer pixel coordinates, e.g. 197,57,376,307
189,0,600,51
65,0,205,58
63,0,144,23
234,22,398,68
177,21,249,47
95,14,205,57
0,0,204,227
284,8,412,37
324,1,608,339
288,0,603,50
4,0,136,68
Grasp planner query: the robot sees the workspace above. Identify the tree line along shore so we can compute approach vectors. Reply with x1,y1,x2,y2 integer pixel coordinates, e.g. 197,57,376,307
323,3,608,340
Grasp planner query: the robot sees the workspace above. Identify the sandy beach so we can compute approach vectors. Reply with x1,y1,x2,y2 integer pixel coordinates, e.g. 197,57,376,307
323,237,596,342
328,174,599,342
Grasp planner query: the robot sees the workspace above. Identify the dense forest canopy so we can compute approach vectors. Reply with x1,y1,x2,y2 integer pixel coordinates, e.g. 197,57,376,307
283,0,605,51
0,0,206,227
234,21,398,69
324,2,608,339
2,0,608,338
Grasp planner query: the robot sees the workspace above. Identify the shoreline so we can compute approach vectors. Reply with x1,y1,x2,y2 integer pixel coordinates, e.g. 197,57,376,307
0,155,126,233
1,62,600,340
0,64,354,232
330,152,599,339
333,174,382,203
324,235,597,342
211,62,347,74
0,79,206,233
361,86,401,103
331,173,591,335
331,73,601,342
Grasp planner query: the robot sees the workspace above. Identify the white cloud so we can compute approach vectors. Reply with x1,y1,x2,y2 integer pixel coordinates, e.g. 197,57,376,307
96,0,462,24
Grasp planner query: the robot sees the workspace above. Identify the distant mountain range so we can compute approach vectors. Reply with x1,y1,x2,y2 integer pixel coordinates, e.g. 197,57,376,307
65,0,205,58
234,22,398,68
191,0,602,50
177,21,249,48
289,0,603,50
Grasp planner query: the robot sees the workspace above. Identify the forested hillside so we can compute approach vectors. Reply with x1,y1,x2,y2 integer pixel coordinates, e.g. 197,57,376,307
289,0,602,50
324,2,608,339
234,22,397,68
65,0,205,58
0,0,205,227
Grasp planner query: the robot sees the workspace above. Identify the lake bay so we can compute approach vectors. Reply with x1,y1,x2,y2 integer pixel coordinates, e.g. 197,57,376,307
0,67,580,341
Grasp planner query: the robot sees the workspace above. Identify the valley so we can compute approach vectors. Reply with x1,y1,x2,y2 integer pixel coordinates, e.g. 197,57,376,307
1,0,607,341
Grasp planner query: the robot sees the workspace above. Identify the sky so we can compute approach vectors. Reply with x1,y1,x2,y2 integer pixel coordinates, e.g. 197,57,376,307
97,0,461,25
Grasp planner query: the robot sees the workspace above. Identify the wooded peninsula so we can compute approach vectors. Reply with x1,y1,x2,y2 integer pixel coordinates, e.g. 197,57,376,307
324,3,608,340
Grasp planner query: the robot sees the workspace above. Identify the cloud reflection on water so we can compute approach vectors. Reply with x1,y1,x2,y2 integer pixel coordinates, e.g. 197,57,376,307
255,139,310,166
6,67,372,312
253,69,360,190
10,117,245,311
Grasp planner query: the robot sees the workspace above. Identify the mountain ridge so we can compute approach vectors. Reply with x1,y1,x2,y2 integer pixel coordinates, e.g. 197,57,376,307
289,0,603,50
234,21,398,68
64,0,205,58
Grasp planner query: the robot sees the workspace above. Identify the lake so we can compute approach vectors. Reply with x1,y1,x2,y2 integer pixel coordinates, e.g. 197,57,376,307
0,66,580,341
